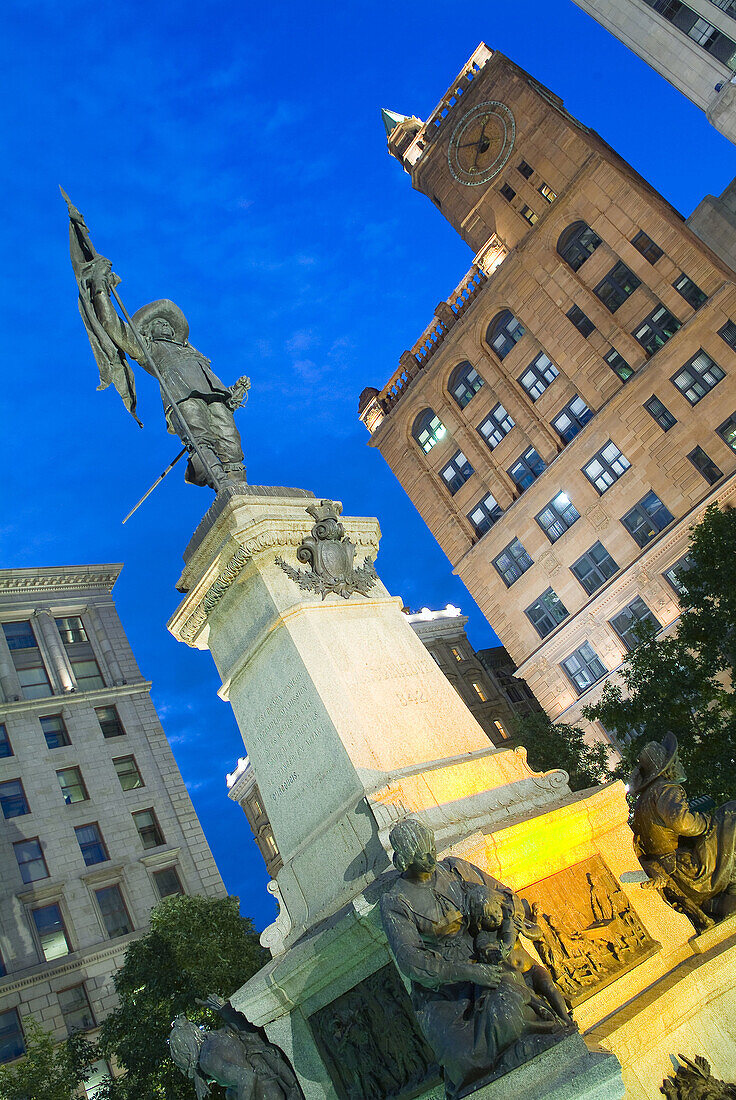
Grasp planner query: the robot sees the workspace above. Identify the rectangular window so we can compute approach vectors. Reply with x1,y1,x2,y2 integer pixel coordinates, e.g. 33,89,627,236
604,348,634,381
644,395,677,431
16,663,53,699
493,539,534,586
494,720,509,740
582,441,631,494
439,450,474,495
631,230,663,265
467,492,503,537
536,491,581,542
525,588,569,638
717,412,736,452
0,1008,25,1064
663,552,696,596
95,706,125,739
153,866,184,900
672,349,725,404
552,395,593,443
718,319,736,349
518,352,558,400
3,622,53,700
40,714,71,749
622,491,674,547
113,756,144,791
132,809,165,850
520,204,538,225
571,542,619,595
0,779,29,819
673,273,707,311
500,183,516,202
57,767,88,805
471,681,487,702
567,305,595,337
478,404,515,449
32,903,71,961
0,724,12,759
517,160,534,179
451,647,464,662
538,183,557,203
58,984,95,1035
71,659,105,692
561,642,607,695
611,596,660,651
95,885,132,939
633,304,681,357
14,838,49,884
688,445,723,484
55,616,88,645
2,621,37,650
75,824,108,867
595,262,641,312
84,1060,111,1098
508,447,546,492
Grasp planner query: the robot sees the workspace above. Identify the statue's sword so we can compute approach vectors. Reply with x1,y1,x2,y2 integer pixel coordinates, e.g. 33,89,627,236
122,447,188,524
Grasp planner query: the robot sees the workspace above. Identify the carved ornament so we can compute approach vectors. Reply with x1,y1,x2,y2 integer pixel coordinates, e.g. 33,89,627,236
275,500,377,600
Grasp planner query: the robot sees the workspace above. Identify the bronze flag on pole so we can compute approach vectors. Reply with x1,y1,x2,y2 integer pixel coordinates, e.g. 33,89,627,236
61,188,142,427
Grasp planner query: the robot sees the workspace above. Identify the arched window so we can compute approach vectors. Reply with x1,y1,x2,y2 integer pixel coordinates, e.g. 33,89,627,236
486,310,526,360
412,408,447,453
557,221,602,272
448,362,484,409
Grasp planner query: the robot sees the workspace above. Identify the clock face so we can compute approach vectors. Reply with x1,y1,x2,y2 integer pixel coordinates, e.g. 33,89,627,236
447,101,516,186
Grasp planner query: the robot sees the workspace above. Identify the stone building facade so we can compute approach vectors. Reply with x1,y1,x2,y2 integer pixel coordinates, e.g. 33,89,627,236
570,0,736,142
361,44,736,743
0,564,226,1086
403,604,541,744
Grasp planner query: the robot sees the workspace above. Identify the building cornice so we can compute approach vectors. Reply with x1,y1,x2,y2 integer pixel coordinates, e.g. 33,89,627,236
0,680,152,720
0,934,138,997
0,564,123,596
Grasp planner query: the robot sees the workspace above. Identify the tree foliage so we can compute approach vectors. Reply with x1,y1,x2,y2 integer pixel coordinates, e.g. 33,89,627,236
584,504,736,805
0,1018,96,1100
512,711,610,791
97,894,266,1100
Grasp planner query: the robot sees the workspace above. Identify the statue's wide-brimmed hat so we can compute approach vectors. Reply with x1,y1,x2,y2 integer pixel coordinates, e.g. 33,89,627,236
629,732,679,795
132,299,188,342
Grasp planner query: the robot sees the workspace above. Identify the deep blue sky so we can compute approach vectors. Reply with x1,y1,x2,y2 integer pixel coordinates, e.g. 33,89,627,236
0,0,732,927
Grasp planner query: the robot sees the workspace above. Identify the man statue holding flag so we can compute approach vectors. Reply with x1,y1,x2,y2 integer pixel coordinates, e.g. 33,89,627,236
64,191,250,493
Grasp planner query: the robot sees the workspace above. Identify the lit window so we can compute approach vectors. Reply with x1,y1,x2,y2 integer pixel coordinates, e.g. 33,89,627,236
71,659,104,692
132,809,165,850
0,724,12,759
451,647,464,662
75,824,108,866
440,450,474,495
688,445,723,484
0,1008,25,1064
673,272,707,311
95,885,132,939
538,183,557,203
14,838,49,884
500,183,516,203
719,319,736,349
95,706,125,739
717,412,736,452
517,160,534,179
467,492,503,536
471,681,488,702
493,539,533,586
153,867,184,899
508,447,546,492
448,362,484,408
40,714,70,748
525,588,569,638
644,395,677,431
55,616,88,645
520,204,538,225
672,349,725,404
663,552,696,596
567,305,595,337
57,767,88,805
561,642,607,695
633,304,681,357
621,491,674,547
582,441,631,494
494,720,509,739
631,230,663,265
604,349,633,381
518,352,558,400
595,262,641,313
412,408,447,453
113,756,143,791
611,597,660,651
478,404,515,449
571,542,619,595
552,395,593,443
0,779,29,818
58,985,95,1035
557,222,602,271
32,903,71,961
536,492,581,542
487,311,525,360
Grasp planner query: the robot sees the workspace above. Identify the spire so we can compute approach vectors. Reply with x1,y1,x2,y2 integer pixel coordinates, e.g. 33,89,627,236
381,108,408,137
